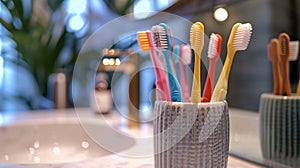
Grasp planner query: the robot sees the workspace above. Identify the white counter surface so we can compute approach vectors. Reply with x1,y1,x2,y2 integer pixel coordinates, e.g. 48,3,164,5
0,108,264,167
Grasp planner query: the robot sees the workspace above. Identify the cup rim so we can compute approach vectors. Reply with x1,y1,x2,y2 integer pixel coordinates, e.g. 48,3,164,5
261,93,300,99
155,100,227,108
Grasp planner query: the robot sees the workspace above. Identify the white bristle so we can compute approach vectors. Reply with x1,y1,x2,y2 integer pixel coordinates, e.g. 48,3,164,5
151,25,168,50
233,23,252,51
208,33,218,58
289,41,299,61
181,45,192,65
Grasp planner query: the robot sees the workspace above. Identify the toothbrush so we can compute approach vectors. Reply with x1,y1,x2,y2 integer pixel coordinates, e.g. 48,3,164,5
172,45,191,102
151,23,183,102
279,33,291,96
202,33,222,102
268,39,283,95
172,45,180,71
137,31,171,101
211,23,253,102
180,45,192,102
190,22,204,103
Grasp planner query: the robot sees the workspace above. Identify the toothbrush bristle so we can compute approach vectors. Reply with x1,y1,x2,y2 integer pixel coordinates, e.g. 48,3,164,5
181,45,192,65
151,25,168,50
233,23,252,51
279,33,290,56
137,31,151,52
208,33,219,58
190,22,204,54
289,41,299,61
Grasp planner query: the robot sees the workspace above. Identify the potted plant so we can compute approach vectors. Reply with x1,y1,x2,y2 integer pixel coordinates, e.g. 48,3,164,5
0,0,83,109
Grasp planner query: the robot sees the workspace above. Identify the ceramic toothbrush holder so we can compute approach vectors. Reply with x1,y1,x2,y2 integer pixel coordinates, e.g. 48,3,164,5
259,93,300,167
153,100,229,168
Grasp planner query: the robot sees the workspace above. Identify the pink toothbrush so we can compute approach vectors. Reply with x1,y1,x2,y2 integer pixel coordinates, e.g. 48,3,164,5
179,45,192,102
137,31,171,101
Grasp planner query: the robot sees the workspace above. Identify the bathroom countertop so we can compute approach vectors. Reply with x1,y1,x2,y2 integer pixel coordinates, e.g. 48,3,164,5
0,108,265,168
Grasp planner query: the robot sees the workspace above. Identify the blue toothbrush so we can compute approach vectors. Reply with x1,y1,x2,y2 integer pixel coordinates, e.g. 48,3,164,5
151,23,183,102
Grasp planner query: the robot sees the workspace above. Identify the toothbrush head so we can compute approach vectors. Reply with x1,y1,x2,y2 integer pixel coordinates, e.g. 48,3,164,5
267,43,272,61
180,45,192,65
279,33,290,56
151,25,168,50
229,23,252,52
190,22,204,55
208,33,222,59
158,23,173,50
137,31,153,52
289,41,299,61
172,45,180,64
269,38,281,61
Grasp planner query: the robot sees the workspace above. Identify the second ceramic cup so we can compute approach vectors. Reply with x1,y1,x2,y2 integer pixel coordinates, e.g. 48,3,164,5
259,93,300,167
153,100,229,168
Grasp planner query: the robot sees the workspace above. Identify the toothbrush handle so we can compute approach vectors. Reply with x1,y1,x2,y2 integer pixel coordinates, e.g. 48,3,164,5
281,56,291,96
269,40,282,95
150,48,171,101
191,53,201,103
179,61,190,102
164,51,183,102
271,60,282,95
202,59,217,102
211,50,235,102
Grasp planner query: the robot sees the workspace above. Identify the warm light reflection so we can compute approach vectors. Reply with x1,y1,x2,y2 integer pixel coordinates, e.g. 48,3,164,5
53,147,61,156
115,58,121,65
34,141,40,149
109,58,115,65
34,156,40,163
103,48,109,55
29,147,35,154
4,154,9,161
214,7,228,22
108,49,115,55
81,141,89,149
103,58,109,65
103,58,121,66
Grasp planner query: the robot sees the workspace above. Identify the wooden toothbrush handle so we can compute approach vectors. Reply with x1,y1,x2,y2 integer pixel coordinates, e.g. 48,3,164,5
271,60,282,95
281,56,291,96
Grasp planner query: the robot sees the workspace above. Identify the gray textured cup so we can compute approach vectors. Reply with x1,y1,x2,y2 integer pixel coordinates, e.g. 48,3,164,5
259,93,300,167
153,100,229,168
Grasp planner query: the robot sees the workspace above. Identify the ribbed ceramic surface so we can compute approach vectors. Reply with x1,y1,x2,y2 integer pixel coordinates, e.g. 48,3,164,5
153,101,229,168
259,93,300,167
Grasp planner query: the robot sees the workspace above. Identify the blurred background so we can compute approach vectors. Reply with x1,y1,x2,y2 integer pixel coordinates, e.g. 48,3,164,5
0,0,299,112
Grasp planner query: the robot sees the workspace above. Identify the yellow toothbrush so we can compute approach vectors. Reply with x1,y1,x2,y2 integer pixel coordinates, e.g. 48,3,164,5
190,22,204,103
211,23,253,102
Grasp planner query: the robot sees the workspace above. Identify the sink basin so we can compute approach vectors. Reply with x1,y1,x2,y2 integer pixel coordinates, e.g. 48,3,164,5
0,116,135,164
